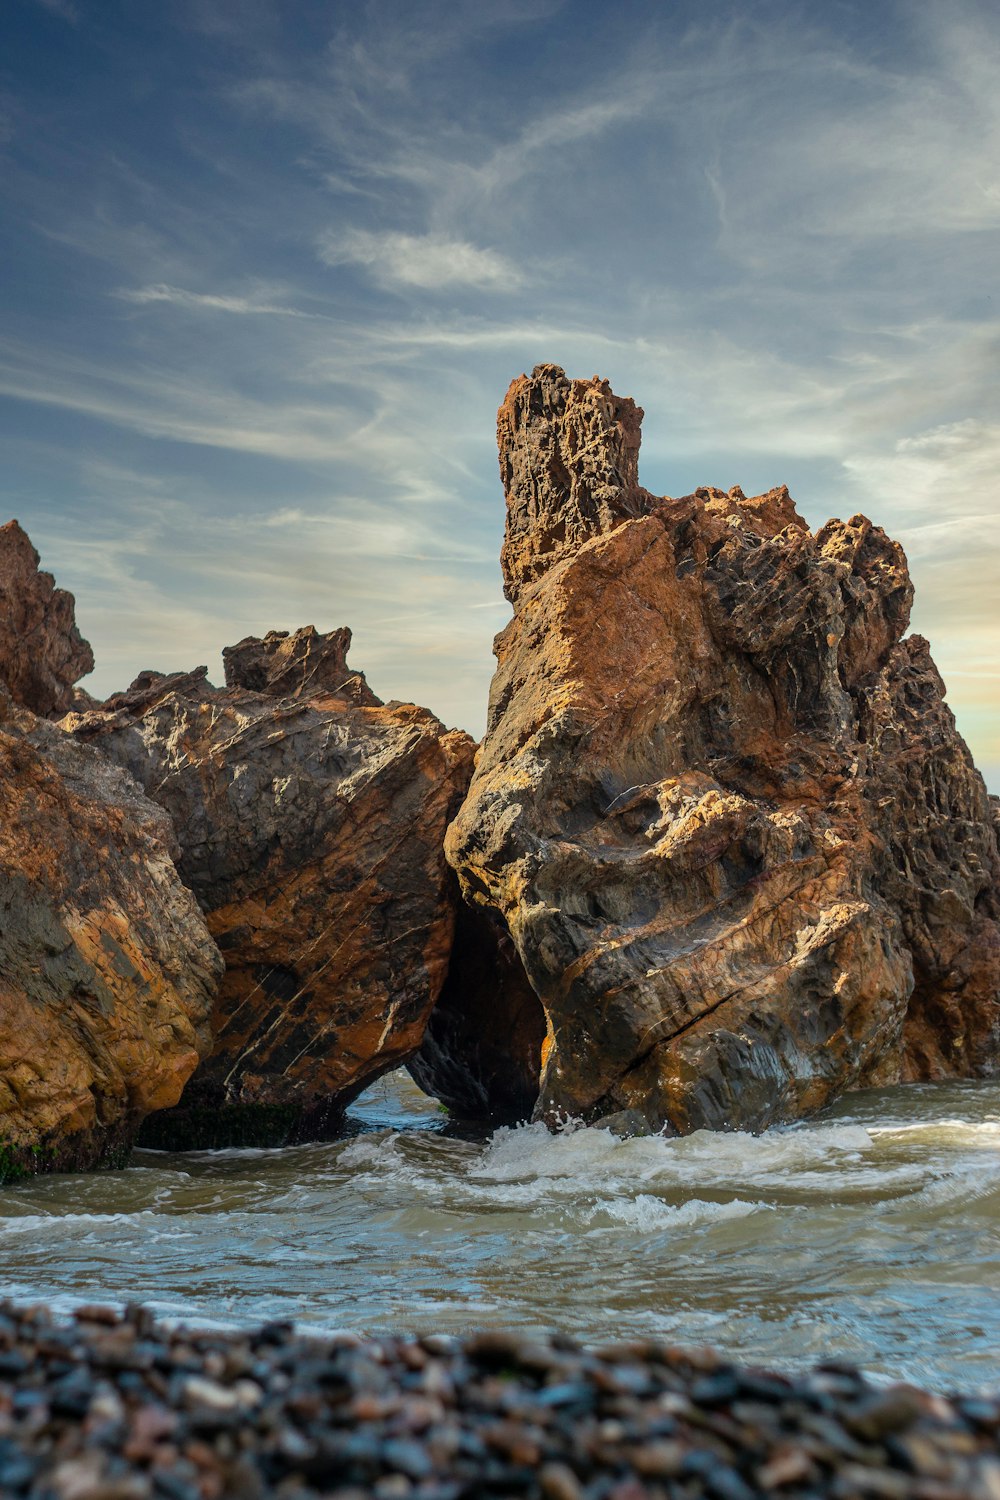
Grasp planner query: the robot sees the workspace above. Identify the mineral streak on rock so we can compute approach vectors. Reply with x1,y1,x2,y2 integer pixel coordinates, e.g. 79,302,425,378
68,636,475,1146
0,519,94,717
441,364,1000,1136
0,691,221,1179
223,624,382,706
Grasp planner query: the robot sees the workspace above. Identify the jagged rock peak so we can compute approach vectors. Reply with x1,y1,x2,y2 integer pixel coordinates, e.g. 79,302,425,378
223,624,382,706
498,364,655,603
101,666,215,715
0,519,94,717
430,365,999,1136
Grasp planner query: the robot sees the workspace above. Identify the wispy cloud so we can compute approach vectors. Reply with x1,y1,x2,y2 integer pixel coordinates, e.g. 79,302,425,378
3,0,998,774
115,283,311,317
34,461,505,731
30,0,78,22
0,341,359,462
844,416,1000,652
448,90,657,211
317,229,524,292
689,9,1000,283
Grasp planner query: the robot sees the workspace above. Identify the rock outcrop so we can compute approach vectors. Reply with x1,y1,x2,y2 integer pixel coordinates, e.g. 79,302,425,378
0,691,221,1179
433,364,1000,1134
865,637,1000,1079
223,625,381,706
69,629,475,1146
0,520,94,716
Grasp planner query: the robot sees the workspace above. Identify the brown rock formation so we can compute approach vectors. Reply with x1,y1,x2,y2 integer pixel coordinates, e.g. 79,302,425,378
69,635,475,1146
498,364,653,602
0,692,221,1179
864,636,1000,1079
223,625,381,706
0,520,94,716
435,364,1000,1135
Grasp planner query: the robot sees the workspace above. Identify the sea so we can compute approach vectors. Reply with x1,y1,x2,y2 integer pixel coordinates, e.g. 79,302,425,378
2,1072,999,1394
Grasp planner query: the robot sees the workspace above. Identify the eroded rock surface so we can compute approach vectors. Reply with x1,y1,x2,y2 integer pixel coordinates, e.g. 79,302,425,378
0,692,221,1178
498,363,653,603
69,634,475,1145
223,624,381,706
0,520,94,716
438,364,1000,1135
865,636,1000,1080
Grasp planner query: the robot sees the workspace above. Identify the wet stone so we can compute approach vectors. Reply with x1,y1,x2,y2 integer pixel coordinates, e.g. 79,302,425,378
50,1371,97,1418
962,1400,1000,1432
704,1466,758,1500
0,1454,39,1491
690,1371,741,1407
733,1371,793,1403
381,1438,435,1480
73,1305,122,1328
539,1461,584,1500
846,1386,928,1440
0,1304,996,1498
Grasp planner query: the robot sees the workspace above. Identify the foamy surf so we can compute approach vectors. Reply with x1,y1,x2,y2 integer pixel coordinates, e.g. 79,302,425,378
2,1072,999,1391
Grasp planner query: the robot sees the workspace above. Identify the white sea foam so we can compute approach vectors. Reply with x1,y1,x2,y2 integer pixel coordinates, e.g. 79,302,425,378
3,1075,999,1392
0,1211,157,1233
870,1118,1000,1144
585,1193,769,1231
339,1133,402,1169
470,1117,883,1197
319,1107,989,1229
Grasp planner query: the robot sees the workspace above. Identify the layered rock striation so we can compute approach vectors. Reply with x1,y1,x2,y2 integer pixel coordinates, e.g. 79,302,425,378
0,519,94,717
0,691,221,1177
69,628,475,1146
223,624,381,706
0,527,221,1178
432,363,1000,1133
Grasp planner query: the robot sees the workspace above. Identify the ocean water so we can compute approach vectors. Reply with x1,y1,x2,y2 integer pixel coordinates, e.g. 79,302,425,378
1,1073,999,1393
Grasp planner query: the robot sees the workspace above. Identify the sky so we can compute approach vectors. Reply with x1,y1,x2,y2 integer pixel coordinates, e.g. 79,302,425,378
2,0,998,789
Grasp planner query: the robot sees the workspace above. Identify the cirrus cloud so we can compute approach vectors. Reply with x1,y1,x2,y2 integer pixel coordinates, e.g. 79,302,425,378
114,283,310,318
317,228,524,292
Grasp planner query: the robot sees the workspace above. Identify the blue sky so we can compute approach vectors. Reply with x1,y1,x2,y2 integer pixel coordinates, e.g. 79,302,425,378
2,0,998,788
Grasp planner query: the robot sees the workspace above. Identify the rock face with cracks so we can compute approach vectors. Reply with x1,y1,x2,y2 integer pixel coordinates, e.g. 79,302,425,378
68,631,476,1146
223,624,382,707
0,519,94,717
0,691,221,1178
437,363,1000,1134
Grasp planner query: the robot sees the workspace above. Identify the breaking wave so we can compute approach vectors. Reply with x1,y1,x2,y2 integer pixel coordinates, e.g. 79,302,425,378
2,1074,999,1392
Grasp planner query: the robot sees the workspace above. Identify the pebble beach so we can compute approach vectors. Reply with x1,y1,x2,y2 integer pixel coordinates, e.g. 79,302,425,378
3,1301,1000,1500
